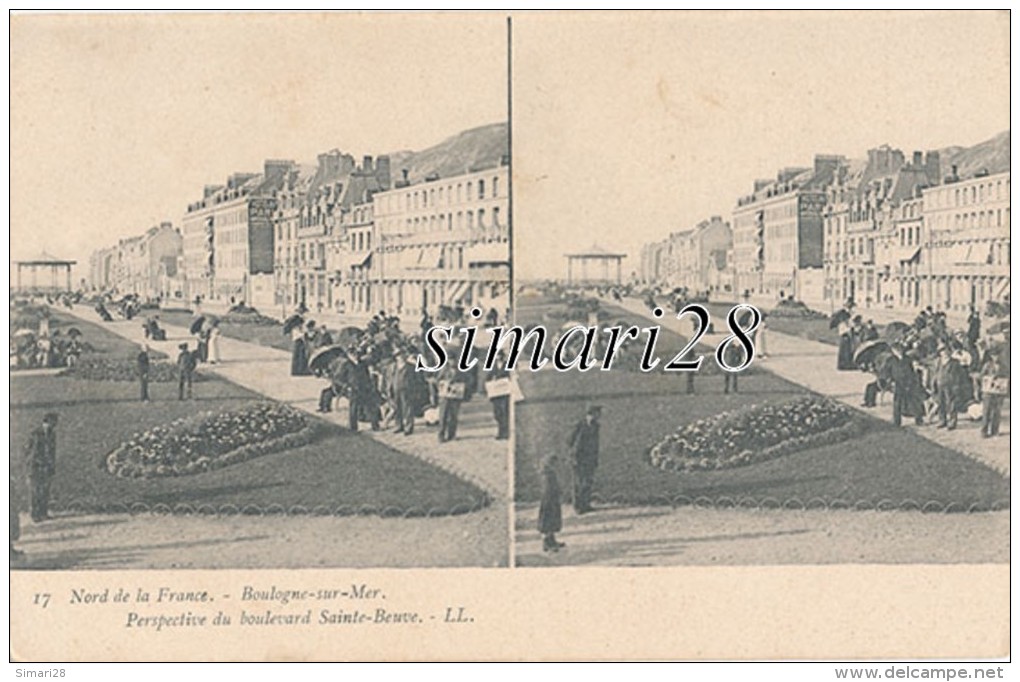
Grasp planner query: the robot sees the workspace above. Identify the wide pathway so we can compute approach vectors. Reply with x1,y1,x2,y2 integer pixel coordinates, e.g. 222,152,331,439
515,503,1008,566
65,305,509,498
611,297,1010,476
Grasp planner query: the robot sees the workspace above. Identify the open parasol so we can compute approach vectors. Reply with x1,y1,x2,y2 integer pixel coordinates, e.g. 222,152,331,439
828,309,852,330
882,321,911,340
66,327,82,338
282,314,305,336
328,326,362,350
189,316,207,334
854,339,891,368
308,344,350,374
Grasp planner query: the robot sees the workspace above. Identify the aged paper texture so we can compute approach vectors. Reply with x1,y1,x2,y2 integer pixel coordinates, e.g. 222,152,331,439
9,10,1011,661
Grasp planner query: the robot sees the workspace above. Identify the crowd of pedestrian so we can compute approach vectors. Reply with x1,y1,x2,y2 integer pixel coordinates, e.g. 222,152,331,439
837,300,1010,439
298,308,512,443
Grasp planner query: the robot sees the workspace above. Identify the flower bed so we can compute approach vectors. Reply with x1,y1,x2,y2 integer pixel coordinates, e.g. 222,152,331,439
61,356,181,382
647,396,860,472
104,402,313,478
221,310,279,326
768,299,827,319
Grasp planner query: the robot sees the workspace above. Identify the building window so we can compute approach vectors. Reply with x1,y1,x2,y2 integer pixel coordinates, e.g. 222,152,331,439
478,179,486,199
467,211,474,229
492,177,499,197
493,207,500,226
478,209,485,228
466,182,473,201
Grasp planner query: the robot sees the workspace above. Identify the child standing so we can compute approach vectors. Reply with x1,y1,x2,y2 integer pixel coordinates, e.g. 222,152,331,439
538,454,565,552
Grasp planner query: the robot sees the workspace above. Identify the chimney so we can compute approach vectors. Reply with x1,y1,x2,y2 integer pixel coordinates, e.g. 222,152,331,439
912,151,923,166
925,151,941,184
813,154,841,177
753,178,771,192
375,155,392,190
362,155,374,173
203,185,221,199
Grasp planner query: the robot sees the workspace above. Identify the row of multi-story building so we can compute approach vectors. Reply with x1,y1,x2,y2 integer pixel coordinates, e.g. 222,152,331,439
639,144,1010,316
88,222,183,301
89,136,510,321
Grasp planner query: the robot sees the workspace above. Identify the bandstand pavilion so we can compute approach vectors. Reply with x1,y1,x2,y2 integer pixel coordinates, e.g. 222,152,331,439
564,244,626,286
13,252,76,293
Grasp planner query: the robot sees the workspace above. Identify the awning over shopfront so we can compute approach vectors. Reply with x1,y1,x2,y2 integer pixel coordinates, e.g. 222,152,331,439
895,246,922,263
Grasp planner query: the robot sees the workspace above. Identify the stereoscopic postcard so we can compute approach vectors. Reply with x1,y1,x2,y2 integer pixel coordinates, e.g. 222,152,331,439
8,10,1010,662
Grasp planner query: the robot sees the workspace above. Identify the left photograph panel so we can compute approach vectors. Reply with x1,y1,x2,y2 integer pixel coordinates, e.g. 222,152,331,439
10,13,512,569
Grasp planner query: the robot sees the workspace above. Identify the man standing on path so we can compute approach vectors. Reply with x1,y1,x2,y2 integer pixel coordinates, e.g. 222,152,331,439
340,350,380,432
933,345,963,430
980,353,1008,438
889,344,924,427
25,412,58,522
436,360,468,443
568,405,601,515
137,343,151,403
177,343,196,401
391,350,428,435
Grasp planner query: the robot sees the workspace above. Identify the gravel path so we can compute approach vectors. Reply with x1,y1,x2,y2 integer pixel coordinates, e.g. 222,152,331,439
515,503,1008,566
14,507,508,569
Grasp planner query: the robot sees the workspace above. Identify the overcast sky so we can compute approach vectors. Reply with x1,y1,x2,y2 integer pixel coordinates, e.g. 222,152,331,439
512,10,1010,281
10,13,508,276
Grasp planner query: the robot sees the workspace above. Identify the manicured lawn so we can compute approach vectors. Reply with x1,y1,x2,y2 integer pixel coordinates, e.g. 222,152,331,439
703,301,842,347
158,310,292,352
514,300,1009,511
10,315,488,516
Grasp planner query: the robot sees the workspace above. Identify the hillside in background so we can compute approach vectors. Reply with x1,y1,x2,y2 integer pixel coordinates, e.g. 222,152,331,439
386,122,508,184
940,129,1010,180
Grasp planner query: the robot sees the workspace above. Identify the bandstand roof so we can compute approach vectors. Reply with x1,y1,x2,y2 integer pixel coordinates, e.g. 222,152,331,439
563,243,627,259
14,251,77,266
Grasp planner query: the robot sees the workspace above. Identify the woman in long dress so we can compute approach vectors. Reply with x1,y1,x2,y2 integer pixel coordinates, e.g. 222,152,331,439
291,326,310,376
208,323,221,364
538,454,565,552
837,317,856,370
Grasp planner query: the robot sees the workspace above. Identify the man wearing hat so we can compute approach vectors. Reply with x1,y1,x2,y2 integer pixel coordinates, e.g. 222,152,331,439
933,344,964,430
568,405,602,514
391,349,428,435
339,349,380,432
176,342,197,401
889,343,924,427
24,412,58,522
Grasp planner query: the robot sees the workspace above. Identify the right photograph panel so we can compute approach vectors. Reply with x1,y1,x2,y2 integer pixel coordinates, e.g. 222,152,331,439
511,11,1010,566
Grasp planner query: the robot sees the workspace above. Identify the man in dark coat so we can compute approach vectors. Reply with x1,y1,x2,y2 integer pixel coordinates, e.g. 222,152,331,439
137,344,151,403
568,405,601,514
340,351,379,432
967,306,981,346
177,343,196,400
391,351,428,435
25,412,58,522
888,345,924,427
